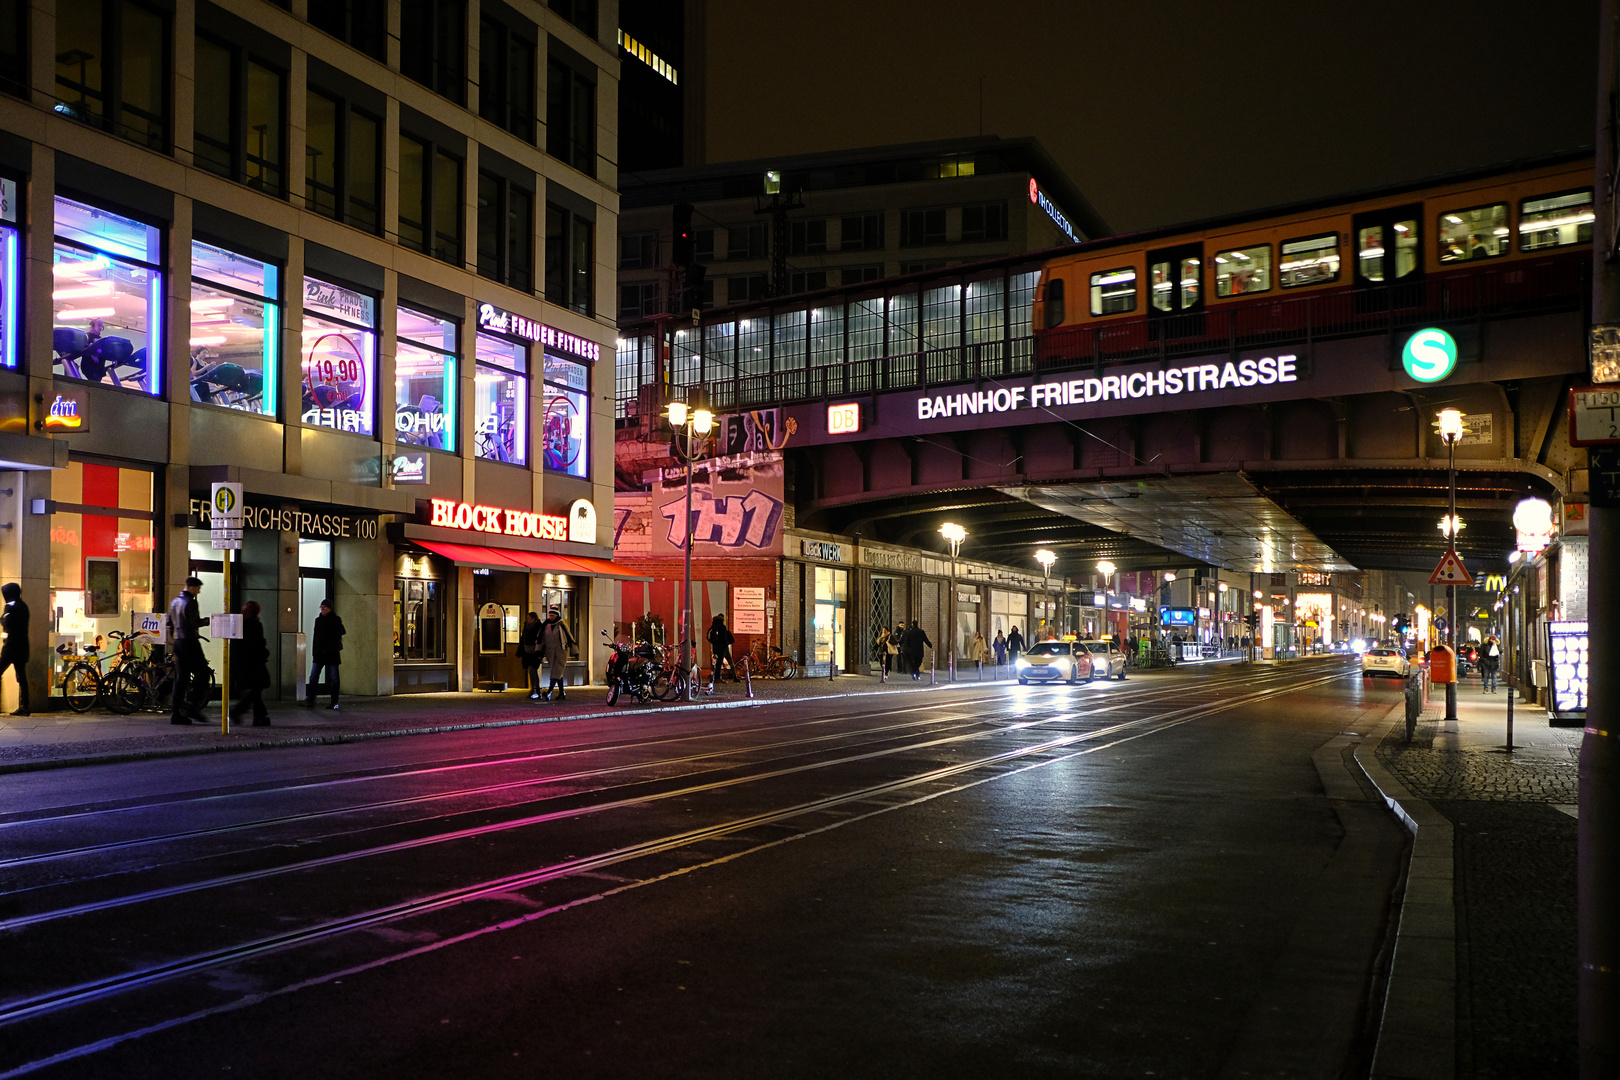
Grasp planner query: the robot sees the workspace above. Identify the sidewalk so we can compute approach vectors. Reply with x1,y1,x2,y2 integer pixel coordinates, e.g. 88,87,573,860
0,666,1016,774
1354,680,1581,1080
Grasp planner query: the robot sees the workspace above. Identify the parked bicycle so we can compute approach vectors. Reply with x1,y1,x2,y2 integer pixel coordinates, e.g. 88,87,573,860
111,641,218,715
747,641,798,680
56,630,147,713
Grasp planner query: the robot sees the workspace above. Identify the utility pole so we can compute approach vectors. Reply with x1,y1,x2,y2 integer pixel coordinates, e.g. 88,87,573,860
757,170,803,299
1583,4,1619,1075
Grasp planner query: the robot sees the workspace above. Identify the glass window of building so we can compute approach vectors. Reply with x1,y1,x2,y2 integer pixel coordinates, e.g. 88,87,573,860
474,333,526,464
842,265,882,287
1357,219,1418,282
54,0,169,150
1520,189,1594,250
1090,266,1137,315
1279,233,1340,287
541,352,589,478
400,134,463,265
618,281,660,320
189,241,279,415
840,214,883,252
961,203,1007,242
900,208,946,247
694,228,715,261
48,459,157,697
788,271,827,294
727,274,766,305
306,89,382,233
476,172,534,290
1212,244,1271,297
728,223,766,260
301,277,375,434
546,53,596,177
620,232,657,269
394,553,447,662
401,0,467,104
193,34,285,196
549,0,597,37
1438,204,1509,262
789,218,827,255
0,178,18,368
544,203,594,315
478,14,536,143
307,0,385,60
1,0,24,98
52,197,162,393
396,307,457,451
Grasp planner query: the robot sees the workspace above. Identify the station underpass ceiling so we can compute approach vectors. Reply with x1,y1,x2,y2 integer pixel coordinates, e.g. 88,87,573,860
800,465,1552,578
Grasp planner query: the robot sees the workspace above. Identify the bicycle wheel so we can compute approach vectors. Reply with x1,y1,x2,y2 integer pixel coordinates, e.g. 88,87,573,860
61,664,101,713
778,659,798,680
104,670,144,714
650,670,672,701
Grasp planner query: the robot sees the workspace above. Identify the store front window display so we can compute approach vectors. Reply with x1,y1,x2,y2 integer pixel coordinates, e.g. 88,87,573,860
541,352,588,477
396,307,457,451
52,197,162,393
1,177,18,369
301,277,375,434
474,333,526,464
189,240,279,414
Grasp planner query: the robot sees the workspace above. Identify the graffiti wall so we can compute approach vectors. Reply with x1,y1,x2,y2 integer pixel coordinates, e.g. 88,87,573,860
613,453,785,558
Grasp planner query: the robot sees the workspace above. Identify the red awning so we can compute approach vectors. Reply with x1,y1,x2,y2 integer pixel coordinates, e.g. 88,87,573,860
413,540,649,580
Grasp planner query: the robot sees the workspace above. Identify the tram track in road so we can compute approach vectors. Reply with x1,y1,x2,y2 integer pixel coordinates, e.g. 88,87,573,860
0,662,1322,879
0,664,1349,1078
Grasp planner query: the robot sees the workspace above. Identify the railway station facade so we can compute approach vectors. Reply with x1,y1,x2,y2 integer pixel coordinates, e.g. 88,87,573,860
0,0,632,709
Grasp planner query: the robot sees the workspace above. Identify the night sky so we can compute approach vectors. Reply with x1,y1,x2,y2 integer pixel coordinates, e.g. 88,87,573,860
702,0,1599,234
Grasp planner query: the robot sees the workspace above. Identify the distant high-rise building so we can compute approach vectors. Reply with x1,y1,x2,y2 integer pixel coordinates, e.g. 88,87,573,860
617,0,696,174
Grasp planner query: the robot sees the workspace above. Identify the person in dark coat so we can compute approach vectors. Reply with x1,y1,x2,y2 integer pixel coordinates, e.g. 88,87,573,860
1006,625,1025,664
901,620,932,680
707,614,736,683
306,598,345,710
231,600,272,726
539,606,576,701
168,576,207,724
518,611,543,700
1,582,29,716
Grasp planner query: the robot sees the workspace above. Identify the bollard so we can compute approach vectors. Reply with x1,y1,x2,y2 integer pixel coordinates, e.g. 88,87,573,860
1506,673,1515,752
948,652,955,683
741,655,754,699
880,658,887,683
929,654,936,685
829,659,836,682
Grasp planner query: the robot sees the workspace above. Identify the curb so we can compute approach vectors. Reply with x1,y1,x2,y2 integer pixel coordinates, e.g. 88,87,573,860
1351,705,1456,1080
0,678,1009,776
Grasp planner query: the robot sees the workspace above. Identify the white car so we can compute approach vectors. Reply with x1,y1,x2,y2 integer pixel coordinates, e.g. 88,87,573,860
1016,642,1094,685
1079,640,1128,680
1361,647,1410,678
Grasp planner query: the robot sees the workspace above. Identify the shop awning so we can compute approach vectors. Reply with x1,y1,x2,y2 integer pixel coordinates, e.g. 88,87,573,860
413,540,650,581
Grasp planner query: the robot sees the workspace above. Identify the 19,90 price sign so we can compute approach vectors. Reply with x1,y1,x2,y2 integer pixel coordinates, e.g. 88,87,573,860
1569,386,1620,446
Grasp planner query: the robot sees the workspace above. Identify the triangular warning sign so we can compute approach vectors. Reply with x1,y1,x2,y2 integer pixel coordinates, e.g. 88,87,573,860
1429,550,1474,586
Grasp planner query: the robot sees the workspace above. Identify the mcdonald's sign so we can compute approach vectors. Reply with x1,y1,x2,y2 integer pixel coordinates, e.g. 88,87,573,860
1483,574,1507,592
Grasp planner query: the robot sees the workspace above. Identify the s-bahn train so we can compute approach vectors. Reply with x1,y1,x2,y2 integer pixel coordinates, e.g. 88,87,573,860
1031,154,1594,366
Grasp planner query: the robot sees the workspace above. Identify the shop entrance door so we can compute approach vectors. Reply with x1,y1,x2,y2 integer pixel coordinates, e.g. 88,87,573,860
298,541,333,691
813,566,847,673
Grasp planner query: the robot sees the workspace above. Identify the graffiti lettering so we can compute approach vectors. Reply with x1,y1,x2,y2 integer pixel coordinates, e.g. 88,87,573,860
658,491,784,550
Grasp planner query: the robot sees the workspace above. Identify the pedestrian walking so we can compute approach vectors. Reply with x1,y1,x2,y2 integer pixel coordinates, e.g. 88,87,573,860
539,606,576,700
305,598,345,710
1480,634,1502,694
1,582,29,716
517,611,543,699
167,576,208,724
707,614,736,683
969,630,989,673
902,620,932,679
993,630,1007,667
1006,625,1025,665
231,600,272,726
874,626,895,675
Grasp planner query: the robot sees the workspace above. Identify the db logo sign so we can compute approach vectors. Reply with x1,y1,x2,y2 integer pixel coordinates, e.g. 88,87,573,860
827,402,861,435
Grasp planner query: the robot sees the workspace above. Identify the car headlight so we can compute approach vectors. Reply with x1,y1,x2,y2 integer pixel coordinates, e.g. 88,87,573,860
1015,657,1029,669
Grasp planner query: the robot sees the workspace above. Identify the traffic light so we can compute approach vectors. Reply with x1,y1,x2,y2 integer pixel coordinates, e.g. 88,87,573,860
672,203,695,267
1392,613,1409,635
1244,612,1259,632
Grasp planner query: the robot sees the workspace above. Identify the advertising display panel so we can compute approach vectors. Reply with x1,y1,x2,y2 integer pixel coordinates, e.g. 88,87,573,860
301,277,375,434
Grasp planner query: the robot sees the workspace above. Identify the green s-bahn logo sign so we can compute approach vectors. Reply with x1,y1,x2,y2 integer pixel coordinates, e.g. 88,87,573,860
1402,327,1458,383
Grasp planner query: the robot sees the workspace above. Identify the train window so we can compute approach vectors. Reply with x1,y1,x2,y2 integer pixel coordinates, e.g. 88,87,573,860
1043,278,1066,327
1357,219,1418,282
1149,257,1199,311
1520,189,1594,250
1279,233,1340,288
1213,245,1271,297
1090,267,1137,315
1438,203,1508,262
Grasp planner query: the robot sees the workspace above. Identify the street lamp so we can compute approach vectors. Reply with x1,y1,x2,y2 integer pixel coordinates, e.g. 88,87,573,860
941,523,966,679
1438,406,1463,722
667,397,714,700
1094,559,1115,643
1036,550,1057,640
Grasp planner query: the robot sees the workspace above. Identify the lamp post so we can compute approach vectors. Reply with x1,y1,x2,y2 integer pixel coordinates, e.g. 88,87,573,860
1036,550,1057,640
1095,559,1115,642
941,523,966,680
667,398,714,701
1438,406,1464,722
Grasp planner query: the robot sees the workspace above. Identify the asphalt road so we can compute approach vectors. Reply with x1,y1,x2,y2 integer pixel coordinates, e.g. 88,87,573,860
0,658,1411,1080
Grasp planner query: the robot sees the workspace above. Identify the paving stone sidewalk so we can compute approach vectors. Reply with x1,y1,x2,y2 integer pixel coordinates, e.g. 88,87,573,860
1373,689,1581,1080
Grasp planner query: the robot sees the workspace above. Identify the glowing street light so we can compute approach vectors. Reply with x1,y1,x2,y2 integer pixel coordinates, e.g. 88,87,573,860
667,396,715,699
941,523,966,679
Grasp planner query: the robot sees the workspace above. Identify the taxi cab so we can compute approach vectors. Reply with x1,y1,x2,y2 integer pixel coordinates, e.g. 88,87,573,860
1361,647,1410,679
1016,641,1095,685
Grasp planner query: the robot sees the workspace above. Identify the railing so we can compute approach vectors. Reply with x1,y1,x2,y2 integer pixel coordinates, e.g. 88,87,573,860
618,255,1586,418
